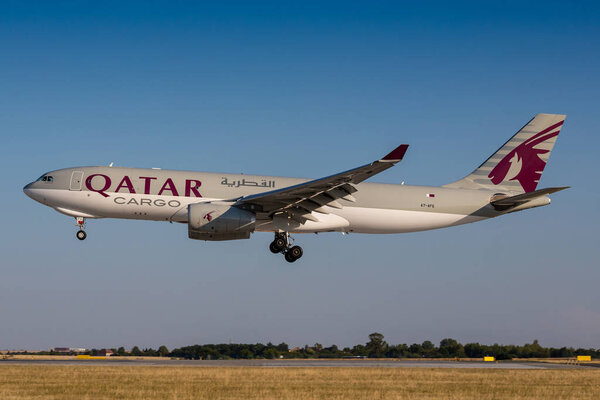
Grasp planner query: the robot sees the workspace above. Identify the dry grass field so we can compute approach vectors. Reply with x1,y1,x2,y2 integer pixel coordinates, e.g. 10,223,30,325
0,365,599,399
0,355,173,361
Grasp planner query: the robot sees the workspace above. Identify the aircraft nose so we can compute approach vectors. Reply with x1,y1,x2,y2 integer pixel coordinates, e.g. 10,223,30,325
23,182,34,198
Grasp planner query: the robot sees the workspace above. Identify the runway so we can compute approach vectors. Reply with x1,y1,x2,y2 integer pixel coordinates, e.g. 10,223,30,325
0,359,591,369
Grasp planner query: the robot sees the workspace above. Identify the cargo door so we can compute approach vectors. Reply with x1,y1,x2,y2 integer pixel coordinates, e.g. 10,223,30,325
70,171,84,191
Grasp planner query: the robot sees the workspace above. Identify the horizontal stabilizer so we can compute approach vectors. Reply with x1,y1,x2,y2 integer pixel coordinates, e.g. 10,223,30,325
491,186,569,208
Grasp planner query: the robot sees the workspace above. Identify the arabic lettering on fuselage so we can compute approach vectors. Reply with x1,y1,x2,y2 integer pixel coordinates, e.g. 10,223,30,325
220,177,275,189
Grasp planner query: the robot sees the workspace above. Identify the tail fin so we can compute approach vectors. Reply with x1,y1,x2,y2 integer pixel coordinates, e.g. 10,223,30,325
444,113,566,193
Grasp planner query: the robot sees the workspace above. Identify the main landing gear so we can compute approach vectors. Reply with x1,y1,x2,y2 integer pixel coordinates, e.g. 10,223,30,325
269,232,303,263
75,217,87,241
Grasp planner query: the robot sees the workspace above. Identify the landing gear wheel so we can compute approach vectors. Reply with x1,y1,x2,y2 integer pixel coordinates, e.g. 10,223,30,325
269,233,288,254
284,251,297,263
289,245,303,260
76,230,87,241
274,237,286,250
269,241,282,254
271,232,303,262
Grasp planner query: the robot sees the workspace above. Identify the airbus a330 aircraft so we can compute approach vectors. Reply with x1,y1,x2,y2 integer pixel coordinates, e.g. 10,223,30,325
24,113,568,262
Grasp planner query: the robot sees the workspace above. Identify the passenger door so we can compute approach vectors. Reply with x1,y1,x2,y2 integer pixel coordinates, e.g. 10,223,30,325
70,171,84,191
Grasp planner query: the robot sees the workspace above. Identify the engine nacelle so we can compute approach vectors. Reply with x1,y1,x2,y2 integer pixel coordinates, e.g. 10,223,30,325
188,201,255,241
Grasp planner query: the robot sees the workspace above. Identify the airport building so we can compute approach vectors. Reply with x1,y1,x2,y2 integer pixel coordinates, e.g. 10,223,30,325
51,347,87,354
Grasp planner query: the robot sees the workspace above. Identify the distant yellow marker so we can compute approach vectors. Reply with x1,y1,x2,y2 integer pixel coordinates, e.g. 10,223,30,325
76,355,106,360
483,356,495,362
577,355,591,362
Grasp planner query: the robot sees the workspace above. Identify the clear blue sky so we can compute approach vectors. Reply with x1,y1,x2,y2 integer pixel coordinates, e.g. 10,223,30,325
1,1,599,351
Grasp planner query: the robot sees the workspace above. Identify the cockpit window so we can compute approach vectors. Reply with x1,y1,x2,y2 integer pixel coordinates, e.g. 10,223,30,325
37,175,54,182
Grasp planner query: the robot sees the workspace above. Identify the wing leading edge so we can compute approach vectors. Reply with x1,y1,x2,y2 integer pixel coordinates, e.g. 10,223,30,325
235,144,409,223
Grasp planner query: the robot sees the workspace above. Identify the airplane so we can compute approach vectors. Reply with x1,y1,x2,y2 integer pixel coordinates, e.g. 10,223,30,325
24,113,568,263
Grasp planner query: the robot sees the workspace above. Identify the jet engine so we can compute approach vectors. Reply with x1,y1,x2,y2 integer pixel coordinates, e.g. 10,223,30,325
188,201,256,241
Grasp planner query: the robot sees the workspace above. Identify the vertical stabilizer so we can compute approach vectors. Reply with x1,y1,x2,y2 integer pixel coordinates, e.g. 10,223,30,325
443,114,566,193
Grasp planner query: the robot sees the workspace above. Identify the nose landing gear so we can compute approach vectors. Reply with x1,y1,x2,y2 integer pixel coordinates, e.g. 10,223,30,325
269,232,303,263
75,217,87,241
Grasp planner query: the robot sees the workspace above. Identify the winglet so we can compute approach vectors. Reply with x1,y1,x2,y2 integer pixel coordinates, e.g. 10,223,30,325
382,144,409,161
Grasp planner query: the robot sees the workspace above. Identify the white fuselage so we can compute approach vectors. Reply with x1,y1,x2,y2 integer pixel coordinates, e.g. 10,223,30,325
23,166,499,235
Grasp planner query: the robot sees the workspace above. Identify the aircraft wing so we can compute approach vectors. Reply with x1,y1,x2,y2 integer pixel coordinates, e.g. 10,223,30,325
235,144,409,223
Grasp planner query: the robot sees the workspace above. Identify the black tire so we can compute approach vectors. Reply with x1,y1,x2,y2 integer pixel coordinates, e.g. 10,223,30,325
274,237,286,251
284,251,296,263
269,241,282,254
76,230,87,241
289,245,303,260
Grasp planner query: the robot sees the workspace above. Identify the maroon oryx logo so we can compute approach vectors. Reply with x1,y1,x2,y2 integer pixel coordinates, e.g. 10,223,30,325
203,211,215,222
488,120,563,193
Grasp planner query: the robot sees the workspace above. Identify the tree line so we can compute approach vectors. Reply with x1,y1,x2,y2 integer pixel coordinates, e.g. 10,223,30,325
21,333,598,360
